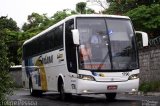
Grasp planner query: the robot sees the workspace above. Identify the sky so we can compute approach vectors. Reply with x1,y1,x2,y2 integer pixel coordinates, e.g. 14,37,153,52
0,0,106,27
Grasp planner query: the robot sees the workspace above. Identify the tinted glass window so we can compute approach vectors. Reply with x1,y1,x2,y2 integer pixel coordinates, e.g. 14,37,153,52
23,24,64,58
65,19,77,73
54,25,63,49
106,19,138,70
77,17,138,71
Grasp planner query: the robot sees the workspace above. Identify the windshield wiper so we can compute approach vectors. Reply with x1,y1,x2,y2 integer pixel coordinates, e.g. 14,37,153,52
97,52,109,70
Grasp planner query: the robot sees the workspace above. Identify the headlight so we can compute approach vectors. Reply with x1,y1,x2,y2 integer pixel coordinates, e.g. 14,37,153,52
128,74,139,80
78,74,95,81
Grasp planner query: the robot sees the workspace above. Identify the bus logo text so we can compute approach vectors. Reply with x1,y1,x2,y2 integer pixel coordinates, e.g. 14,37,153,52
42,55,53,64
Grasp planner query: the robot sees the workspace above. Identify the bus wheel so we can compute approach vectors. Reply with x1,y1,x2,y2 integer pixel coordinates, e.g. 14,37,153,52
29,79,42,96
29,79,35,96
59,82,72,101
60,82,66,100
105,93,116,101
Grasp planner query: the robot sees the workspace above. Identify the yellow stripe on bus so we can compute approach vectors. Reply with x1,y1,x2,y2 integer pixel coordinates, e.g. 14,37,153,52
35,59,48,91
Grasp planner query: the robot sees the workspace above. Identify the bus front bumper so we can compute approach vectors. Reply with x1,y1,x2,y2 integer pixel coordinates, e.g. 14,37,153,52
76,79,139,94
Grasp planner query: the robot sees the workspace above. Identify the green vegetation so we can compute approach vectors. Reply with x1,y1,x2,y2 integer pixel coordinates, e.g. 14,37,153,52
105,0,160,14
139,81,160,93
0,20,14,101
76,2,94,14
125,4,160,39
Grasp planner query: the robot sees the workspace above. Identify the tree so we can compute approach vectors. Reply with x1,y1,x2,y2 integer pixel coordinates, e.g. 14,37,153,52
76,2,95,14
52,10,70,23
125,4,160,38
23,12,43,31
0,29,14,102
22,13,50,32
0,16,20,65
104,0,137,14
0,16,19,31
135,0,160,6
86,8,95,14
105,0,160,14
6,30,21,65
22,12,49,32
76,2,87,14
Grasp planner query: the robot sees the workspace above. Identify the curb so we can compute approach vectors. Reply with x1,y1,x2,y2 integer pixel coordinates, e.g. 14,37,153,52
145,92,160,96
128,92,160,96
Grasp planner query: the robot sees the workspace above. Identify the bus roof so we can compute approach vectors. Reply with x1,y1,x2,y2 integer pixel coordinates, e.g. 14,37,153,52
23,14,130,45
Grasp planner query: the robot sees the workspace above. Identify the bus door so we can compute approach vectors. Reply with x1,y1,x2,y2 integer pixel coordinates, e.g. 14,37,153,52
65,19,78,93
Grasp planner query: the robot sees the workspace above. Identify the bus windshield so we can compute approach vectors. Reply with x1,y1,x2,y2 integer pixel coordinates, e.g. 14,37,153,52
77,17,138,71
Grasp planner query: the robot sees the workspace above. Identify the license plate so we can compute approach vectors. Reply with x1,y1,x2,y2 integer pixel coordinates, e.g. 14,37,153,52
107,85,117,90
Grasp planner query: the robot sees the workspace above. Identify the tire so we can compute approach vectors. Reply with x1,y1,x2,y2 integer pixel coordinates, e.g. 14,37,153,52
29,79,42,96
105,93,116,101
59,82,72,101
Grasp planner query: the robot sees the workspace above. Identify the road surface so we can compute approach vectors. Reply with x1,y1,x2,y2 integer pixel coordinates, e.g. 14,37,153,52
5,89,160,106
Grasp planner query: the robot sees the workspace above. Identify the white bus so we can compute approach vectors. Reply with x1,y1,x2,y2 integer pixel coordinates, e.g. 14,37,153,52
22,14,148,100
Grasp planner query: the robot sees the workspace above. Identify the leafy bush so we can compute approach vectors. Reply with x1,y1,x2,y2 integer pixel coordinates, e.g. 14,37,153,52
0,30,14,102
0,71,14,101
125,4,160,38
139,81,160,93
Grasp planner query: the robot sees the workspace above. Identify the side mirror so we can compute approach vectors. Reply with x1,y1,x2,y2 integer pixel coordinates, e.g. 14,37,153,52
71,29,80,45
135,31,148,47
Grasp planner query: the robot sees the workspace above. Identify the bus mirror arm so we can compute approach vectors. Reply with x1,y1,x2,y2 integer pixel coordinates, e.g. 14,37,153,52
135,31,148,47
71,29,80,45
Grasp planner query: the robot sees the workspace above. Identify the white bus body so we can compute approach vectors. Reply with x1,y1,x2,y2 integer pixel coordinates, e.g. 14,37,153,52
22,14,147,100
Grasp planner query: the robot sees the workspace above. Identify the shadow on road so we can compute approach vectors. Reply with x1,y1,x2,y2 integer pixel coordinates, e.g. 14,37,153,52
8,89,160,106
27,93,141,106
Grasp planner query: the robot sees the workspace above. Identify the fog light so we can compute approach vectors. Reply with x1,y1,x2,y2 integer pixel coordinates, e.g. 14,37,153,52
83,90,88,93
132,88,137,92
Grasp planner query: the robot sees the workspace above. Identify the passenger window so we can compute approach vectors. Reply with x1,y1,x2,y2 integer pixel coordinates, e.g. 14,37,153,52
54,25,63,49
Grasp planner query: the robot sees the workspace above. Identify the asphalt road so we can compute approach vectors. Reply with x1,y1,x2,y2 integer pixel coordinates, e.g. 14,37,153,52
6,89,160,106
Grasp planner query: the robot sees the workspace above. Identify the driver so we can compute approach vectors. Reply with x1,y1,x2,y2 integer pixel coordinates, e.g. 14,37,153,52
89,31,105,61
90,31,103,44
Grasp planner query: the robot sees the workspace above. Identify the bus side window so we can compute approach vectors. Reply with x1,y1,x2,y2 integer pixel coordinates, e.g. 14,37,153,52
54,24,63,49
48,30,54,50
65,19,77,73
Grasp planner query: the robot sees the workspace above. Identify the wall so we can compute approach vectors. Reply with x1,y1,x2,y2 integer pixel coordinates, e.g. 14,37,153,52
9,66,22,87
139,46,160,83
